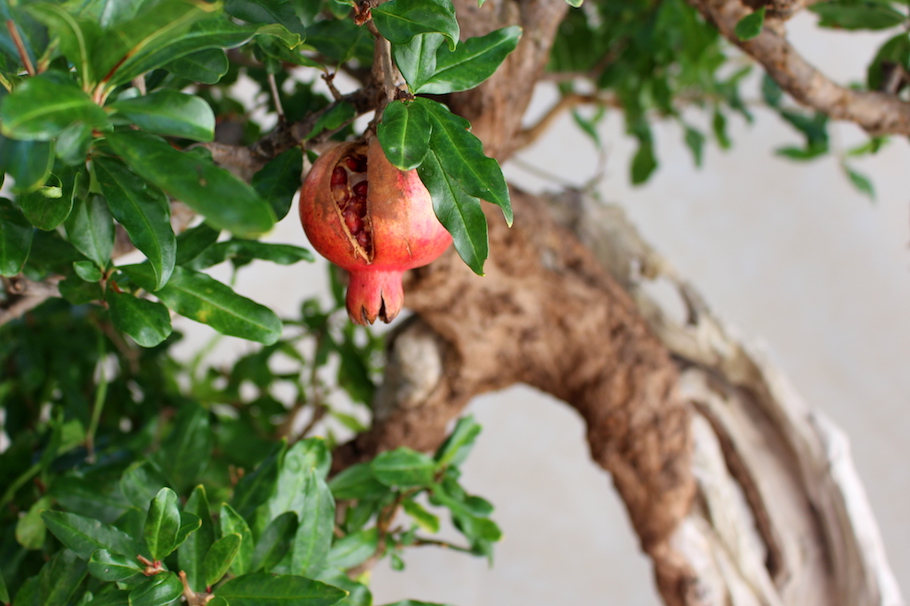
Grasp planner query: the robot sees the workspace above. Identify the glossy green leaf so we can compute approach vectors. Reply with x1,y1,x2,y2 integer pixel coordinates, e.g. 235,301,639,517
219,504,254,576
122,264,282,344
417,149,487,275
734,7,765,41
19,181,73,231
65,193,114,269
110,91,215,142
306,102,356,140
180,486,216,593
203,533,242,587
252,147,303,220
377,100,431,170
175,222,221,265
73,259,102,282
418,98,512,224
88,549,143,582
251,512,296,572
107,290,172,347
95,157,175,289
291,472,335,577
325,528,377,570
154,404,214,493
1,72,108,141
106,130,275,238
811,0,905,30
416,26,521,94
82,589,130,606
16,495,50,550
112,17,258,85
372,0,459,50
232,442,285,521
56,122,95,165
93,0,214,90
0,136,54,192
225,0,307,39
186,240,313,271
127,572,182,606
393,33,443,92
266,439,329,524
0,198,33,276
401,499,440,533
42,510,139,559
213,573,347,606
144,487,180,561
304,19,372,64
435,415,481,467
163,48,230,84
176,513,202,547
25,3,100,85
327,463,389,501
39,549,88,606
371,448,437,488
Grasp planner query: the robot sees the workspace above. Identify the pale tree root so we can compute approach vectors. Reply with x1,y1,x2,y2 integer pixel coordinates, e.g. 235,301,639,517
333,188,904,606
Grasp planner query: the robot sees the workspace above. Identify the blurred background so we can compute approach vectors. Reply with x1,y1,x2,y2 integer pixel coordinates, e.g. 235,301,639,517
173,13,910,605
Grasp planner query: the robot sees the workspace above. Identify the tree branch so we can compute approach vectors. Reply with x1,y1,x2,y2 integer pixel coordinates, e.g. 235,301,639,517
688,0,910,136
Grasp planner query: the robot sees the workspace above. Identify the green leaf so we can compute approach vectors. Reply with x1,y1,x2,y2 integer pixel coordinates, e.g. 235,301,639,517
56,122,95,165
20,182,73,231
325,528,377,570
291,472,335,577
0,136,54,192
418,98,512,225
372,0,459,50
416,149,486,275
225,0,307,39
435,415,481,468
843,162,876,200
42,510,140,559
734,7,765,41
16,495,50,550
213,573,347,606
121,264,282,344
110,91,215,142
416,26,521,94
0,71,109,141
204,533,242,587
25,3,100,86
112,16,258,85
39,549,88,606
371,448,437,488
401,499,440,533
158,405,214,495
95,157,175,290
393,33,443,92
163,48,230,84
378,601,454,606
811,0,906,30
107,290,172,347
88,549,143,582
64,193,114,269
186,240,313,271
266,439,331,524
0,197,33,276
93,0,216,90
144,487,180,561
683,126,705,167
306,102,356,140
127,572,182,606
251,513,296,572
630,140,657,185
120,461,172,510
179,486,216,593
377,100,431,170
252,147,303,220
219,504,254,577
0,568,7,604
82,589,130,606
231,442,285,521
328,464,389,501
867,32,910,90
175,222,221,265
106,130,275,238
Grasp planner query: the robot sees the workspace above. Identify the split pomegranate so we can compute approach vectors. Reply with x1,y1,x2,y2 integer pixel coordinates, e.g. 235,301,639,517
299,137,452,325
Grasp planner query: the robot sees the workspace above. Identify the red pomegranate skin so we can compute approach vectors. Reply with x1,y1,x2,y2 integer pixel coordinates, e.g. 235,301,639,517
299,137,452,325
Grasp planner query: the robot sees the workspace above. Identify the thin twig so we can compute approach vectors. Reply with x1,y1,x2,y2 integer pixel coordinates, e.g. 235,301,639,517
6,20,35,76
267,73,285,119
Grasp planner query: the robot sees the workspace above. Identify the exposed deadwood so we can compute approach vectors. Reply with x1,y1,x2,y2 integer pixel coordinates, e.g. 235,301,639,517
688,0,910,136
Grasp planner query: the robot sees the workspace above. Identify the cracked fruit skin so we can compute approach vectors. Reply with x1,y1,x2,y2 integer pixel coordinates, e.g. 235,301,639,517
299,137,452,325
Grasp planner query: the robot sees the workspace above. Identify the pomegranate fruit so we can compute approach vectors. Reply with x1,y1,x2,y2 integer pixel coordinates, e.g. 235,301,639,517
299,137,452,325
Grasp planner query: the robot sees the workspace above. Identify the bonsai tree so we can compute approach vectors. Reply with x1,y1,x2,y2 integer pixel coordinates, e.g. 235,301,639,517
0,0,904,605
